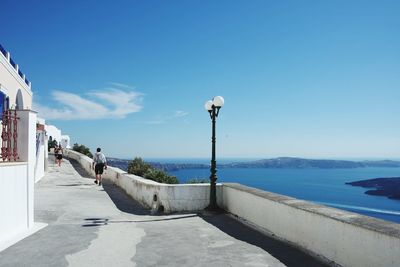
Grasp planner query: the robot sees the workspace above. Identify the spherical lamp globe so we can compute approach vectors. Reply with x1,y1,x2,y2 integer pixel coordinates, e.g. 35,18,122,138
204,100,213,111
212,96,224,107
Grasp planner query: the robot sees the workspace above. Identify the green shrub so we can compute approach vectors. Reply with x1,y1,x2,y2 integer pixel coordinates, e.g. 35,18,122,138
72,143,93,158
127,157,179,184
144,169,179,184
127,157,152,177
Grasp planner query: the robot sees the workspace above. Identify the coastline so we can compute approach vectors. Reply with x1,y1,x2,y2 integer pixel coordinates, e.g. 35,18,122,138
346,178,400,200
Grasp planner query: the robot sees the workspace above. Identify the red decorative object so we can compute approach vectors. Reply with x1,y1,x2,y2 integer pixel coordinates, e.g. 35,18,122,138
1,109,19,161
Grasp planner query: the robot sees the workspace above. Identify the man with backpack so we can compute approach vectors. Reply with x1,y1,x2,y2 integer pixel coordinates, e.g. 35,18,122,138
92,147,107,186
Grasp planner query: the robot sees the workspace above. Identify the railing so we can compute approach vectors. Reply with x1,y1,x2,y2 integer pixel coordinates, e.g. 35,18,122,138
0,42,31,88
9,57,16,69
18,69,23,79
1,109,19,161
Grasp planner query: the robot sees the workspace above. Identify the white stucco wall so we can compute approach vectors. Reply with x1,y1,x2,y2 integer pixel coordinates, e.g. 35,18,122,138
0,163,29,243
65,150,223,212
0,48,32,109
0,110,38,251
16,110,37,228
221,183,400,267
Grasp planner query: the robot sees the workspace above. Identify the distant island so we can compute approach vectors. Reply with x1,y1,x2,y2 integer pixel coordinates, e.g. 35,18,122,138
107,157,400,172
224,157,400,169
346,178,400,200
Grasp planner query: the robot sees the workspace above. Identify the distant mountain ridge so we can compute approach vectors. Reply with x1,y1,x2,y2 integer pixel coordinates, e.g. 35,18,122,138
107,157,400,172
225,157,400,169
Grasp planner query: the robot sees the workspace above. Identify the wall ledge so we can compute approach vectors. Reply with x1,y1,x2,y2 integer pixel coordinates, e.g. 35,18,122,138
0,161,28,167
223,183,400,238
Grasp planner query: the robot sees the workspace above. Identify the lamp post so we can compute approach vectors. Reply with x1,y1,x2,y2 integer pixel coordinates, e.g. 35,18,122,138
204,96,224,210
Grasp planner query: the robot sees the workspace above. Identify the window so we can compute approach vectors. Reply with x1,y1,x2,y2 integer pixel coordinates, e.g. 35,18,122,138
0,91,5,119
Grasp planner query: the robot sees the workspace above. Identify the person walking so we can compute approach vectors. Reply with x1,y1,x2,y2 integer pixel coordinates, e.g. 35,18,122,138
55,144,63,167
92,147,107,186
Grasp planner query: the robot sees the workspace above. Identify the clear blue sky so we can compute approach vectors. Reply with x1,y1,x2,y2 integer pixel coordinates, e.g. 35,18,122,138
2,0,400,159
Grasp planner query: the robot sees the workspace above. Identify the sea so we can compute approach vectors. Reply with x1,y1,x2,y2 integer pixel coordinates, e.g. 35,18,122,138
145,158,400,224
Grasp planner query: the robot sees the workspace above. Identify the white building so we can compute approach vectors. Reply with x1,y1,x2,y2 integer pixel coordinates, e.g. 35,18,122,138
45,124,62,145
0,45,32,110
0,43,46,251
45,124,71,149
61,135,71,149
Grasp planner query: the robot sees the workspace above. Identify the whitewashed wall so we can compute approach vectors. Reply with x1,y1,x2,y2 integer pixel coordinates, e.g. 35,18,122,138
0,163,29,243
0,47,32,109
65,150,223,212
0,110,37,250
222,183,400,267
16,110,37,228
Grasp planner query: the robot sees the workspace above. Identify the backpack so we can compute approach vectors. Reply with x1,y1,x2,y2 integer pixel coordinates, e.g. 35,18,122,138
94,153,105,164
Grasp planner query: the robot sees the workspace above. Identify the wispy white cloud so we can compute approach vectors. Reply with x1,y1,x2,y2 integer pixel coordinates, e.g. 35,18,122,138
145,110,189,124
34,85,143,120
109,82,136,90
89,89,142,118
173,110,189,118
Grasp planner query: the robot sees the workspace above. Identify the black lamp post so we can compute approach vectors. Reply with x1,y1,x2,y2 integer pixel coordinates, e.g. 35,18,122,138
204,96,224,210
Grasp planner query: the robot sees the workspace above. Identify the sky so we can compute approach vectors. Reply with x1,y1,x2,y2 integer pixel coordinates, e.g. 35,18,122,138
2,0,400,159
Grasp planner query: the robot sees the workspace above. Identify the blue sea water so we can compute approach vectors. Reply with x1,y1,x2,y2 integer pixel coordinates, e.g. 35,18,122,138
168,166,400,224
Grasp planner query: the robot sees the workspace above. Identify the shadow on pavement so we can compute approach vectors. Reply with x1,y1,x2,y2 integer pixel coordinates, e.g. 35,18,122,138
101,182,152,215
81,215,199,227
69,159,93,179
199,213,331,267
57,183,95,187
69,158,194,218
70,159,151,215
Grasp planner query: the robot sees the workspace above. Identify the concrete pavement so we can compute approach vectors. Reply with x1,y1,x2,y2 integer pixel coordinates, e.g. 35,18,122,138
0,158,329,267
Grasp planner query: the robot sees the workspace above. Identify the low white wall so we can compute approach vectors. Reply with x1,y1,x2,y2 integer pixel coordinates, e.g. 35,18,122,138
0,163,29,244
65,150,222,212
222,183,400,267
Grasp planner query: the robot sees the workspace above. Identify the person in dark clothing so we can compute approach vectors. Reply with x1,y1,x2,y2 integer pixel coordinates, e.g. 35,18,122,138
92,147,107,186
55,145,63,167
